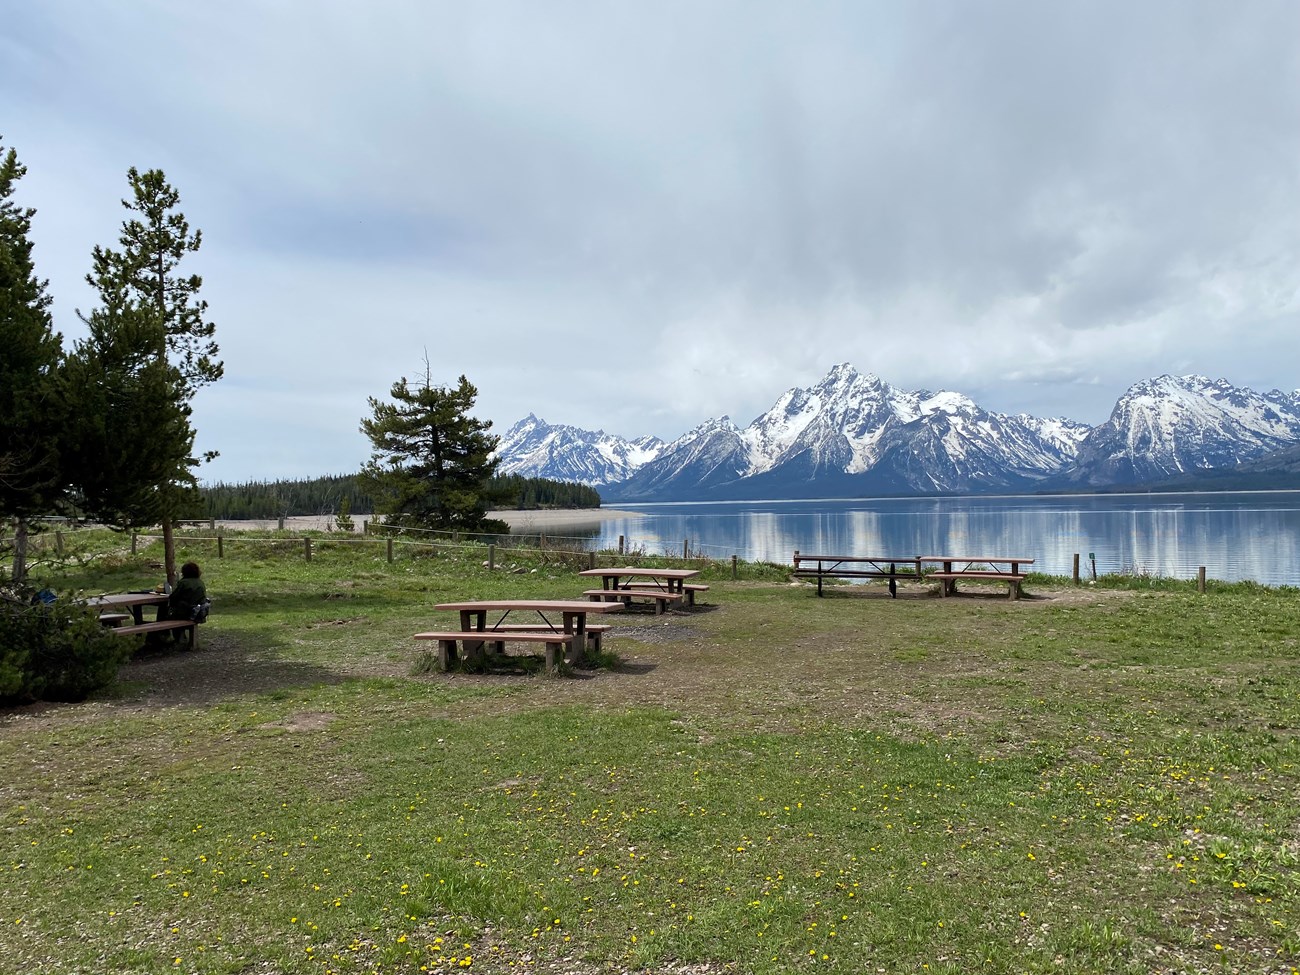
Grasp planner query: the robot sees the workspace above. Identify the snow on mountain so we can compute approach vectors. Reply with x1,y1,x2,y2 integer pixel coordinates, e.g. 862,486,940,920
1066,375,1300,486
606,364,1090,499
493,414,664,486
497,369,1300,500
610,416,749,498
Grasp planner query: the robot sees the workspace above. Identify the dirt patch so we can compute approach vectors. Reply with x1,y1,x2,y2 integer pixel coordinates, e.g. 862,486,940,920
0,584,1128,736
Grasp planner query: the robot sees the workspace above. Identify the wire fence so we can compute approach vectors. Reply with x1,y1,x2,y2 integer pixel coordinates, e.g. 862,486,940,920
6,521,745,578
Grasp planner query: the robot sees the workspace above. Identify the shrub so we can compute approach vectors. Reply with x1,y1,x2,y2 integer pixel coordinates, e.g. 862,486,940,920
0,593,133,704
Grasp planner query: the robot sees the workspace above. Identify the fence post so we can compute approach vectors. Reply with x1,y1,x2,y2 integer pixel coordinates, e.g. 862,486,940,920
488,543,496,570
588,550,596,570
387,537,394,563
55,531,64,555
208,518,215,529
732,554,738,580
1072,553,1080,585
131,533,138,555
218,533,224,559
1198,566,1206,593
683,539,689,560
304,536,312,562
278,516,285,531
618,535,625,555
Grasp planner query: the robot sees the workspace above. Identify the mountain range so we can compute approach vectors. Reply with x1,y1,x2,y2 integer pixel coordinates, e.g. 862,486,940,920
493,365,1300,500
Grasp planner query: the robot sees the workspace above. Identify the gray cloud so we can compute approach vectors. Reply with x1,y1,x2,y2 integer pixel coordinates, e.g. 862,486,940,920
4,0,1297,480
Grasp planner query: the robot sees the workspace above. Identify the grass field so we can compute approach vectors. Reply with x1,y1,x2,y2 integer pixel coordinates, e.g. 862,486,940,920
2,530,1298,975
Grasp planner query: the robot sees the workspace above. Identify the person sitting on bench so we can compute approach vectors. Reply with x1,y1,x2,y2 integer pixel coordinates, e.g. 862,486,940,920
151,561,209,644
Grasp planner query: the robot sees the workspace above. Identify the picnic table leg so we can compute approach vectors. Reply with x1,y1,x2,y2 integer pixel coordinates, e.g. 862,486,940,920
458,610,487,670
565,612,586,667
437,639,457,671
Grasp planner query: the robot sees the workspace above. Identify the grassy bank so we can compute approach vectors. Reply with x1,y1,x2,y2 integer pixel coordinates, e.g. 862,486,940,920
2,530,1298,974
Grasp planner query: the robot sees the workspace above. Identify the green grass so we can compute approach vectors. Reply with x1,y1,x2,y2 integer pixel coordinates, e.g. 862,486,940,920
1,530,1298,974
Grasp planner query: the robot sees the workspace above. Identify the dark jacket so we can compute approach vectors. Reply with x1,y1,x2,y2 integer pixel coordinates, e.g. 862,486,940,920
165,576,207,620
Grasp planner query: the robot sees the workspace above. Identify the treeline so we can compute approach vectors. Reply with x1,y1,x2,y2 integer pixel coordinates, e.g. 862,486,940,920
199,474,600,520
199,475,374,520
490,474,601,510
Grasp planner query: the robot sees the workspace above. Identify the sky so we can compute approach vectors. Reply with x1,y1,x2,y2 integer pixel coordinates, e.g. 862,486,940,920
5,0,1299,484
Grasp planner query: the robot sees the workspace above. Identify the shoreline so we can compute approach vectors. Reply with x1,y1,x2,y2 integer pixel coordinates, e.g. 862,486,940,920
489,507,645,531
212,508,643,533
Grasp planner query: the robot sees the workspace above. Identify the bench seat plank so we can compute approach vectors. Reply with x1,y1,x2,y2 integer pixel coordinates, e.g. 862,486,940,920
414,630,574,671
929,572,1027,600
111,619,198,648
582,588,682,614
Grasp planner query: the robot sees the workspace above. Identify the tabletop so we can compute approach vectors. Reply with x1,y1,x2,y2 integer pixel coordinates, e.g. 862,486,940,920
86,592,170,609
434,599,626,613
578,567,700,580
919,556,1035,565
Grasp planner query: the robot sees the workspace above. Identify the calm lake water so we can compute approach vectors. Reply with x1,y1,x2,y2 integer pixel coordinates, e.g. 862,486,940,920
580,492,1300,587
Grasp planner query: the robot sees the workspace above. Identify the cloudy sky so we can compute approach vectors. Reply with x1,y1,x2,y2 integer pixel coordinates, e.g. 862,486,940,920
6,1,1299,483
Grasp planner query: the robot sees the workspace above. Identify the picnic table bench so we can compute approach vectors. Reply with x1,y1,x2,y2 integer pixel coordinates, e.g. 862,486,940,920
582,588,683,613
415,629,574,672
922,556,1034,600
791,553,924,596
111,618,201,647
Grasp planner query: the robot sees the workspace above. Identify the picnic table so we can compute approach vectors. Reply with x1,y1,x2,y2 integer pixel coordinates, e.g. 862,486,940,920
420,599,625,672
791,553,924,597
84,591,204,646
791,553,1035,600
577,566,707,611
921,556,1035,600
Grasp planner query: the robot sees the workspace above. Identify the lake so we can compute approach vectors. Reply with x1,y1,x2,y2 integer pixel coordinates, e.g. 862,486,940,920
579,492,1300,587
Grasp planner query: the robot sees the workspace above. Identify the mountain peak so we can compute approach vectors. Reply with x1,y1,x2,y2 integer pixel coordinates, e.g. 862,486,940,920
495,368,1300,500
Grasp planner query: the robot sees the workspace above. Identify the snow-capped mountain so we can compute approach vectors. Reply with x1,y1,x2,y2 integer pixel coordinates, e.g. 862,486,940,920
493,414,663,486
605,364,1089,500
494,368,1300,500
1064,375,1300,487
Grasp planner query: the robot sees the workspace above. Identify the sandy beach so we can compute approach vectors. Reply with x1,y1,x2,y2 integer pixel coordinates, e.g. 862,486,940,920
489,507,645,531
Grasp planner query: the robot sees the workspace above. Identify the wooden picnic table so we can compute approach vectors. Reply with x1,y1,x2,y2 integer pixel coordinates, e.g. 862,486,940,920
428,599,624,670
791,553,924,596
577,566,705,611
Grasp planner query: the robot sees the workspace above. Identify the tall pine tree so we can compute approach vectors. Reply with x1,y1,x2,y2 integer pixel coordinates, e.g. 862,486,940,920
62,304,196,535
83,169,221,583
360,369,500,532
0,138,65,584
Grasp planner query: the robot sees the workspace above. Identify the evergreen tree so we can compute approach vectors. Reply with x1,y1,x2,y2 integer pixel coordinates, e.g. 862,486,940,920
0,138,65,584
83,169,221,583
334,495,354,533
62,306,196,531
360,370,499,531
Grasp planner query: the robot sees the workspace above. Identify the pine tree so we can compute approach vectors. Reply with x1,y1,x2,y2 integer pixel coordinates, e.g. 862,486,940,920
360,370,499,531
334,495,355,533
62,306,196,532
0,138,65,584
83,169,221,583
